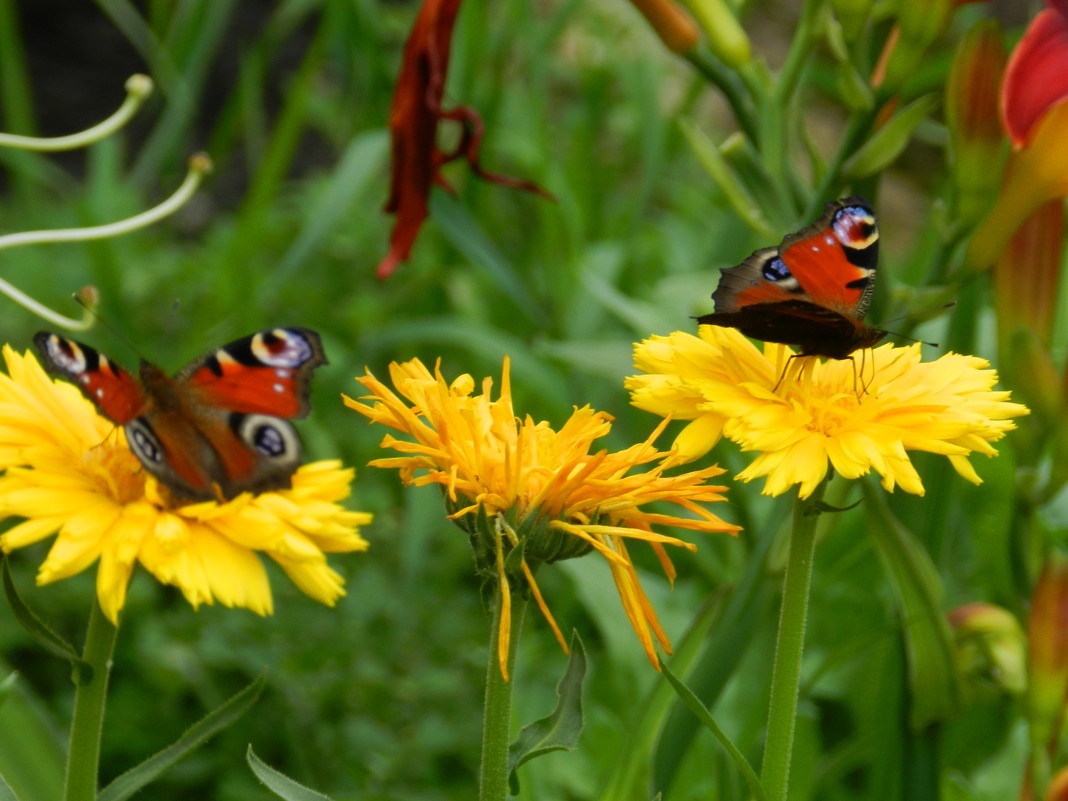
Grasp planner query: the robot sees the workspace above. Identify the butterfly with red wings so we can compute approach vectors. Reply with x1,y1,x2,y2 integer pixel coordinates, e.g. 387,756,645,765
35,327,326,501
698,197,885,359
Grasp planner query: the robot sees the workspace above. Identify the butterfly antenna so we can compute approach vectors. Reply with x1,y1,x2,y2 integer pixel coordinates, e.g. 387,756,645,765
877,301,955,349
878,301,956,327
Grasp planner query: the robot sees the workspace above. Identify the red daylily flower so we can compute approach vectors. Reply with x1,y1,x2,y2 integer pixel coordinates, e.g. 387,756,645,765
966,2,1068,269
1001,0,1068,147
378,0,549,279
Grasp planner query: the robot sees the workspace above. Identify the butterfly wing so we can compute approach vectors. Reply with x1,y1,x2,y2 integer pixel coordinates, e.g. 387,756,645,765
176,327,326,418
172,327,327,498
34,332,148,423
699,197,884,358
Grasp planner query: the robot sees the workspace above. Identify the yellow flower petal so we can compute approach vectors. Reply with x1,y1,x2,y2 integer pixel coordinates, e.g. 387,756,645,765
0,346,370,622
629,326,1028,499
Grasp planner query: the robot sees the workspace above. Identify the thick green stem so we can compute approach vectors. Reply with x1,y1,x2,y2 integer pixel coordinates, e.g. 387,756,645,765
64,601,118,801
760,480,827,801
478,584,529,801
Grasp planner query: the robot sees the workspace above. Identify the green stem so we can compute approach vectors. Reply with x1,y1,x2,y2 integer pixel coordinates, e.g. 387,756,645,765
478,583,529,801
760,480,827,801
64,600,119,801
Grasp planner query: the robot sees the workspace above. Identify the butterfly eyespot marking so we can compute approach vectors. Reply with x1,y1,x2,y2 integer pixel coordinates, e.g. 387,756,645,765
251,329,314,369
235,413,300,461
126,419,165,465
833,205,878,249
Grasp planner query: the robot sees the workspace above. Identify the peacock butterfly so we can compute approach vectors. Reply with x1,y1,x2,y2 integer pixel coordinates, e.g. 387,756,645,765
34,327,326,501
697,197,885,359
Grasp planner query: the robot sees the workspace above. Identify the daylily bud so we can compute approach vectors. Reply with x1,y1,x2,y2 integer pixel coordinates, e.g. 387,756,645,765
874,0,987,92
1047,767,1068,801
952,606,1025,700
629,0,700,54
1028,553,1068,753
946,20,1007,226
994,200,1064,351
948,602,1027,699
680,0,751,67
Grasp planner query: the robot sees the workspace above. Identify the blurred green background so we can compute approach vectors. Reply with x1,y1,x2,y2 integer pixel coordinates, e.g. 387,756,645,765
0,0,1046,799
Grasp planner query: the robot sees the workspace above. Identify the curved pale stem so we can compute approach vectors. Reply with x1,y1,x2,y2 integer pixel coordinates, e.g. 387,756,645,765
0,154,212,330
0,75,153,151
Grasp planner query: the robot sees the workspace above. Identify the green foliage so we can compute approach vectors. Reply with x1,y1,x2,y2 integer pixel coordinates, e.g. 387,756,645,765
0,0,1059,799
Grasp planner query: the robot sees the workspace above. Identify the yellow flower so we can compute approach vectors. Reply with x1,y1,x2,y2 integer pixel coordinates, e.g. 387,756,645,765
344,357,739,676
626,326,1029,499
0,346,370,622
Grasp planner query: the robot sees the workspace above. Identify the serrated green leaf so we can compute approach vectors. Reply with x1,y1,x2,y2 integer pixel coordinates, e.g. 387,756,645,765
864,482,963,728
97,675,266,801
2,558,89,676
246,746,335,801
507,633,586,793
658,657,766,801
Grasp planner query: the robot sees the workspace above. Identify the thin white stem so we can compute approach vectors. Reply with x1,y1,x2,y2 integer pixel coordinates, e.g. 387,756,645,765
0,153,211,253
0,75,153,152
0,154,212,331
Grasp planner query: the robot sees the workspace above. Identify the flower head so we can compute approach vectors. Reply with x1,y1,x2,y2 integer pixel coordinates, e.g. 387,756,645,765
344,357,738,675
0,346,370,623
626,326,1028,499
378,0,549,278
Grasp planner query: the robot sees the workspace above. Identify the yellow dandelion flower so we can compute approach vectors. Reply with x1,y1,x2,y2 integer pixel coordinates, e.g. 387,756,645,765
344,357,739,676
0,346,371,622
627,325,1029,499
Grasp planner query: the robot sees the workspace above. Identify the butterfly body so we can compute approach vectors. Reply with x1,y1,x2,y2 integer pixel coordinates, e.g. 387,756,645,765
35,327,326,501
697,197,884,359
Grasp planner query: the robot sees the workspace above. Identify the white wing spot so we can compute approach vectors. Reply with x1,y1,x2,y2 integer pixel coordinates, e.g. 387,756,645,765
824,235,835,246
273,382,285,393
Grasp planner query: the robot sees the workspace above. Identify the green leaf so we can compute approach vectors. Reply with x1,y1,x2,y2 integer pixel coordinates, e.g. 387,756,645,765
842,94,939,179
507,633,586,793
430,190,544,324
246,746,335,801
97,674,266,801
658,657,766,801
0,771,20,801
1,557,89,677
864,482,963,728
678,118,775,239
0,670,65,801
597,592,726,801
261,129,390,301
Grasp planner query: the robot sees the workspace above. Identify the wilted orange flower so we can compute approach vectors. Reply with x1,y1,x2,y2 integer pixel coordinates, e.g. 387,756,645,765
378,0,549,278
